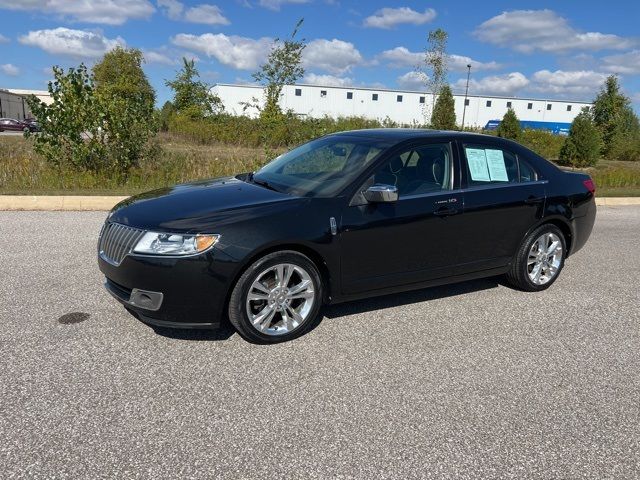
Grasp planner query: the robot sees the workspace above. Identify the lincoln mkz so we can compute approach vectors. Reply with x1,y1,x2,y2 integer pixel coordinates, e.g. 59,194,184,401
98,130,596,343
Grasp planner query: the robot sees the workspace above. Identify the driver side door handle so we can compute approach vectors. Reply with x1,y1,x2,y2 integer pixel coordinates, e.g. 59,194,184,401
434,206,459,216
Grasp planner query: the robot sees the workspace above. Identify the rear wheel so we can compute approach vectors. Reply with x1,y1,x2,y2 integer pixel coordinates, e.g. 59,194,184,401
228,251,323,343
505,224,566,291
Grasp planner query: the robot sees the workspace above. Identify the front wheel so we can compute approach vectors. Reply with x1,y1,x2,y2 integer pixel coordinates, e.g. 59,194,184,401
228,251,323,343
505,224,566,292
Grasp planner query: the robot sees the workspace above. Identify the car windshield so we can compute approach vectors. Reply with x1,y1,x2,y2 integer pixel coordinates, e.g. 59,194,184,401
251,135,391,197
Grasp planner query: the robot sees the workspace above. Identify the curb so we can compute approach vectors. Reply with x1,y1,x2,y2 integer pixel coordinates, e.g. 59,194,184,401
0,195,638,211
0,195,128,211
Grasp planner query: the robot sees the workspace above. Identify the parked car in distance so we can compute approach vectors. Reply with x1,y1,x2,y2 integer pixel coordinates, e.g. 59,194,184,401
98,129,596,343
0,118,39,132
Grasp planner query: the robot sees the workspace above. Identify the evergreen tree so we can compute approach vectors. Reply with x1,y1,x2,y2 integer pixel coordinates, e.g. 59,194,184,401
166,58,223,119
559,108,602,167
496,108,521,140
430,84,456,130
592,75,639,159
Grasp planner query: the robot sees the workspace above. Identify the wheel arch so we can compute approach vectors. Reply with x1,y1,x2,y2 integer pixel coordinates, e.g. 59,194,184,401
522,216,573,257
222,243,333,321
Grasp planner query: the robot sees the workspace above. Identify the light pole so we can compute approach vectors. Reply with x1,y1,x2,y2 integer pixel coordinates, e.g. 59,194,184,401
461,64,471,131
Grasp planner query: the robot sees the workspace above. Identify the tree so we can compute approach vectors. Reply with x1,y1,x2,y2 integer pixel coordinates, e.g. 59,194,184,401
253,18,306,119
430,84,456,130
418,28,448,123
166,58,223,119
158,101,176,132
559,108,602,167
26,60,157,175
497,108,522,140
592,75,639,159
26,65,107,171
93,47,158,171
93,46,155,117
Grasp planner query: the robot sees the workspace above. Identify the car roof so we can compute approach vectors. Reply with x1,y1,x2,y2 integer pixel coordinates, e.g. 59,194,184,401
328,128,501,143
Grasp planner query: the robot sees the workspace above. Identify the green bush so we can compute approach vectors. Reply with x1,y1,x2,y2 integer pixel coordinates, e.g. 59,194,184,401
519,129,565,160
496,108,521,140
559,110,602,168
167,112,385,148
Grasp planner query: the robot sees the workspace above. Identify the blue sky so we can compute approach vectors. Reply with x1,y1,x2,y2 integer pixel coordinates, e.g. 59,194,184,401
1,0,639,111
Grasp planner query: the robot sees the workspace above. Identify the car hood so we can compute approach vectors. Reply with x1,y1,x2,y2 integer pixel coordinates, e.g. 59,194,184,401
109,176,303,232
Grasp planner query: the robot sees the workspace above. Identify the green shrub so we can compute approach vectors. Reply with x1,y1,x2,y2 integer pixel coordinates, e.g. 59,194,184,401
519,129,565,160
430,85,456,130
559,109,602,168
496,108,521,140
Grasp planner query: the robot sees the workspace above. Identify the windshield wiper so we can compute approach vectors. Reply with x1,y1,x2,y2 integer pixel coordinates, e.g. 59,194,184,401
248,172,280,193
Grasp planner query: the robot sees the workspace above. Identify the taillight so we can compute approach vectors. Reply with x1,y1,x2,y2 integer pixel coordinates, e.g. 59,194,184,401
583,178,596,194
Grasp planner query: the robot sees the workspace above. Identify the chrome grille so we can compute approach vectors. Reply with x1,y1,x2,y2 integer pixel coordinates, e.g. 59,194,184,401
98,222,145,266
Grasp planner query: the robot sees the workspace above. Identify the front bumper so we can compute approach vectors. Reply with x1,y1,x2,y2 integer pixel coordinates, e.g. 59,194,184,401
99,247,240,329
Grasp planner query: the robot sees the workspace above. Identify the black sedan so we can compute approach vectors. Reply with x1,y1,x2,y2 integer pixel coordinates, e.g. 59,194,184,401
98,130,596,343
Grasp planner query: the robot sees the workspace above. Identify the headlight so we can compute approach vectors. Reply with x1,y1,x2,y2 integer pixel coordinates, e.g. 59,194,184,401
133,232,220,256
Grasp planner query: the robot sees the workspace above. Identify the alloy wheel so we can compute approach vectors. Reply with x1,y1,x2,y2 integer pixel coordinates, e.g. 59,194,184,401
245,263,316,336
527,232,563,285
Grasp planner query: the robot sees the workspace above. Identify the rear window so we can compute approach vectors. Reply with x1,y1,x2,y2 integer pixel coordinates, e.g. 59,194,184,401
463,145,539,186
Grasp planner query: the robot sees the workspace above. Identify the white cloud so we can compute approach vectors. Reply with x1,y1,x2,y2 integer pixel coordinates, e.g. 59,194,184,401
303,73,354,87
184,4,229,25
157,0,183,20
602,50,640,74
144,50,176,66
1,63,19,76
364,7,436,29
19,28,125,58
530,69,607,96
159,1,229,25
171,33,271,70
474,10,634,53
379,47,422,68
0,0,154,25
397,71,428,90
0,33,9,43
379,46,501,72
453,72,530,96
258,0,309,11
304,39,363,75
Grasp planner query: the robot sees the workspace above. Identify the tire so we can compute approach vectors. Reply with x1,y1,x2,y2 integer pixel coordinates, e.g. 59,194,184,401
228,250,324,343
505,224,566,292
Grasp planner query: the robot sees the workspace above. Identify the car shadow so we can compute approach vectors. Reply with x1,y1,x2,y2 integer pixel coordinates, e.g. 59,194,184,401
125,278,502,341
322,277,501,319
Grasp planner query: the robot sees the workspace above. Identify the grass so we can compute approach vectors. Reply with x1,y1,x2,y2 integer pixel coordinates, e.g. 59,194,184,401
0,134,279,196
1,134,639,196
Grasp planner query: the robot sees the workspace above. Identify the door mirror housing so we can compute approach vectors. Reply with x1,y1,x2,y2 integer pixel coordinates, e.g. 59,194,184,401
364,184,398,203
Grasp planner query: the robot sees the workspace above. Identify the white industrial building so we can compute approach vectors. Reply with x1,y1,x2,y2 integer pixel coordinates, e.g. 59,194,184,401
212,83,591,130
0,88,52,120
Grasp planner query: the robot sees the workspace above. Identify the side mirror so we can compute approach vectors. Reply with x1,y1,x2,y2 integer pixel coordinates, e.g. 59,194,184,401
364,184,398,203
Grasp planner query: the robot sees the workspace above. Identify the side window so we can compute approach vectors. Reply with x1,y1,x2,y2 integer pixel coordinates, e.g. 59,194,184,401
372,143,452,197
518,158,539,183
463,145,519,186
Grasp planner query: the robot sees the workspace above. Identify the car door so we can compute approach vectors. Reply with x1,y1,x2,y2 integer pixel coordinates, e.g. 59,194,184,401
457,140,546,270
339,140,468,295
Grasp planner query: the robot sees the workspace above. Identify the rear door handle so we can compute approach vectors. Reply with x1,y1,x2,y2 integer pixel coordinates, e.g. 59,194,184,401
434,206,458,216
525,196,544,204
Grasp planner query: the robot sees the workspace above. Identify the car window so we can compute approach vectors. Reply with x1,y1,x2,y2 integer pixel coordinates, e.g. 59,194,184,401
282,143,354,175
371,142,453,197
254,135,390,197
463,145,519,186
518,158,539,183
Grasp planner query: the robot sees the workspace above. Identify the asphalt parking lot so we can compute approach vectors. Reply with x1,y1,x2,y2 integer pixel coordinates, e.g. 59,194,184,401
1,207,638,479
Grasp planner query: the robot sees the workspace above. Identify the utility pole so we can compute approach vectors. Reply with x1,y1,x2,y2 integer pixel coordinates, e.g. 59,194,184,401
461,64,471,130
